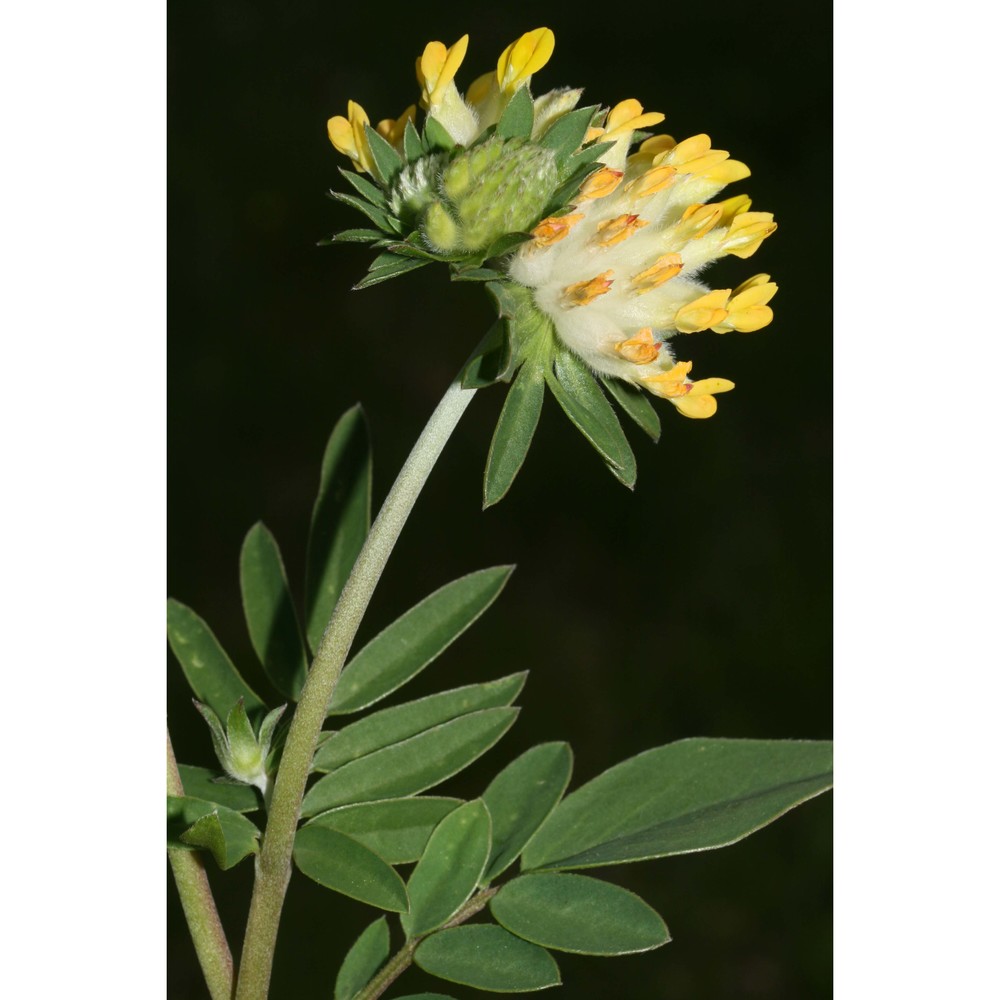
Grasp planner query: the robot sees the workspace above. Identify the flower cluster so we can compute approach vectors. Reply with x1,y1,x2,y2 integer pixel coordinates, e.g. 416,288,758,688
325,28,776,422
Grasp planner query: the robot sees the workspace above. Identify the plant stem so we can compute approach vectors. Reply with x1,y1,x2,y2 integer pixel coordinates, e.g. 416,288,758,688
167,729,235,1000
354,887,499,1000
234,376,478,1000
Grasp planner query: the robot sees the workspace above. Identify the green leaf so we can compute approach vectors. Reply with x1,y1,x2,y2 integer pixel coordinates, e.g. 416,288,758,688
305,405,372,654
415,925,560,992
496,86,535,139
521,738,834,871
546,352,636,489
490,873,669,955
329,566,515,714
461,319,513,390
451,267,505,283
483,363,545,509
564,140,615,172
538,105,600,167
402,800,492,939
240,522,309,700
293,826,409,912
601,376,661,442
301,708,519,817
354,253,430,289
328,191,398,234
314,674,526,773
481,743,572,883
308,797,462,864
337,167,389,209
403,119,424,161
168,796,260,870
423,116,456,152
167,599,265,718
176,765,260,813
334,917,389,1000
318,228,385,246
362,125,404,186
482,231,532,260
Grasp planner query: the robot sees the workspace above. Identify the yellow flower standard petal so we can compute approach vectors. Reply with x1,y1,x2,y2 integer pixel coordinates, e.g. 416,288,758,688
327,100,375,174
496,28,555,93
417,35,469,108
625,163,677,199
602,99,666,141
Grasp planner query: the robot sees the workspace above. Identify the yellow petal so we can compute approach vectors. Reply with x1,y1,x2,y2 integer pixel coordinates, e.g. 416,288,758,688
606,99,644,131
675,203,724,240
631,253,683,293
466,71,495,107
376,105,416,148
563,271,614,306
615,328,661,364
715,194,752,228
418,36,469,106
688,377,735,397
327,115,356,156
674,289,731,333
593,213,647,247
671,393,719,418
602,99,665,141
675,150,730,175
531,213,585,247
641,361,694,398
577,167,623,201
497,27,555,91
724,211,777,259
625,164,677,198
669,134,712,165
704,159,751,184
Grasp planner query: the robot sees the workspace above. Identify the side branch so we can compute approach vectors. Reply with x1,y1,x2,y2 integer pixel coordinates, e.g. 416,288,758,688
167,729,234,1000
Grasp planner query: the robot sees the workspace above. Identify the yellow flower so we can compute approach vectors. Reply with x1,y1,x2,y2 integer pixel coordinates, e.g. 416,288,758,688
327,100,375,174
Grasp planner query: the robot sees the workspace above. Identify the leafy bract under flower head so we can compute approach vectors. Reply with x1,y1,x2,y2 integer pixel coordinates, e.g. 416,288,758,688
324,28,778,500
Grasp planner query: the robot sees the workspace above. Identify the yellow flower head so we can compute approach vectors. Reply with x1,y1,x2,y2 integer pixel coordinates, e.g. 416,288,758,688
325,28,778,425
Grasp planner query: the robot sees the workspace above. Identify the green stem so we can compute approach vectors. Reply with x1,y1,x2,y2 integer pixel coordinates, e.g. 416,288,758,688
167,729,235,1000
354,887,499,1000
234,375,478,1000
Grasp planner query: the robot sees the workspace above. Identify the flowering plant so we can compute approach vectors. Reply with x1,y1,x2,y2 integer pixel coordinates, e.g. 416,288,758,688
167,26,830,1000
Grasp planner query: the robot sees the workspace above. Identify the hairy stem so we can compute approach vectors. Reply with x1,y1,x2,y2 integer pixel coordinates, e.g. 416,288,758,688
355,887,500,1000
234,376,478,1000
167,729,234,1000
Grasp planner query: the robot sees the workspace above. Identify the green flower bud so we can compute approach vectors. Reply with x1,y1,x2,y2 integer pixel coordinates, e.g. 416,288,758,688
193,699,287,797
427,136,558,253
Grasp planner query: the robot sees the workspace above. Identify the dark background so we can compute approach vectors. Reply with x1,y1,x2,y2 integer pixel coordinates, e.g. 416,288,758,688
168,2,831,997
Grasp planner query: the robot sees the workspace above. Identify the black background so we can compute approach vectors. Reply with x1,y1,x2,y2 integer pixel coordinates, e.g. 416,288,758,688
168,2,831,997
